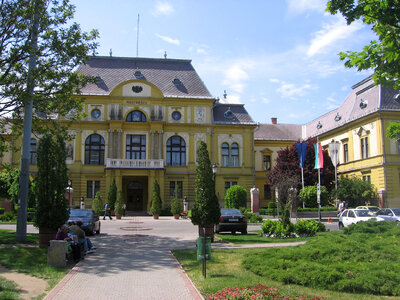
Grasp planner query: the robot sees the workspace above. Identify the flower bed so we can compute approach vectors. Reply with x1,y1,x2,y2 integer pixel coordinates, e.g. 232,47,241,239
207,284,322,299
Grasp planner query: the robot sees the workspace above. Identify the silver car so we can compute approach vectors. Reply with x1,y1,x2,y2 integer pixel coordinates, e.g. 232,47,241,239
338,209,378,229
375,208,400,222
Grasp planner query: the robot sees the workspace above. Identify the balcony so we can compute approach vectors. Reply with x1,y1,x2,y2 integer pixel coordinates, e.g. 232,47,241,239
105,158,164,169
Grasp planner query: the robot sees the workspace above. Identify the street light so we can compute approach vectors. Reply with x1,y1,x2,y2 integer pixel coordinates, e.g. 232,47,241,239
212,163,218,181
67,180,72,207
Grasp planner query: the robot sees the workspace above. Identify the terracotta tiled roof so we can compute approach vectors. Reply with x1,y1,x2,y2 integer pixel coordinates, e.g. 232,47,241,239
77,56,213,98
213,103,255,125
254,123,301,141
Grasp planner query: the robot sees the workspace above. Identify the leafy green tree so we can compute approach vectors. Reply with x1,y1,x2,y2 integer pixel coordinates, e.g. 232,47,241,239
170,184,183,215
114,191,125,216
92,191,103,215
298,185,329,208
0,0,98,133
326,0,400,90
107,178,117,211
150,180,162,216
33,133,69,230
224,185,248,209
191,141,220,227
334,176,378,207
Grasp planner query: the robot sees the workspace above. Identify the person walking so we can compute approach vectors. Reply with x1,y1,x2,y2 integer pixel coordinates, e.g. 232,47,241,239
104,202,112,220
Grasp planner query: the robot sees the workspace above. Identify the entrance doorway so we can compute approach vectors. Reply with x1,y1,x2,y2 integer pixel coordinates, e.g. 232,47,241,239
127,181,144,211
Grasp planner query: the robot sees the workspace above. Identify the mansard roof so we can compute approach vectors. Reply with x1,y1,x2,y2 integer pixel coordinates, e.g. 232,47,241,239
304,76,400,138
213,103,255,125
77,56,213,99
254,123,301,141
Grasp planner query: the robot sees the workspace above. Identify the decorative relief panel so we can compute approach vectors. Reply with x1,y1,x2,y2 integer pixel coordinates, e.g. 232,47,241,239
122,82,151,97
194,107,206,123
108,104,122,120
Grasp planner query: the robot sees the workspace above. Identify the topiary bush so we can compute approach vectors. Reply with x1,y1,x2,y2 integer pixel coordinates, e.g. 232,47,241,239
150,179,162,216
114,191,125,215
294,219,325,236
298,185,329,207
224,185,248,209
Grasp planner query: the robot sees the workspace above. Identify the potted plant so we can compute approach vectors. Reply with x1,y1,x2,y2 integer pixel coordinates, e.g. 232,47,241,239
114,191,124,219
170,184,182,219
33,133,70,247
150,180,162,219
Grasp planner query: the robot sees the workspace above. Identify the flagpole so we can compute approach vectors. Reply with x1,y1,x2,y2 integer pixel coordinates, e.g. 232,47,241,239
301,168,305,208
317,137,321,222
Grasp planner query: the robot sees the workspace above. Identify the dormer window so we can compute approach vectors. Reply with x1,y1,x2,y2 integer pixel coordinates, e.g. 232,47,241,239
316,121,323,129
172,78,182,85
134,70,144,79
224,107,234,119
360,99,368,109
334,113,342,122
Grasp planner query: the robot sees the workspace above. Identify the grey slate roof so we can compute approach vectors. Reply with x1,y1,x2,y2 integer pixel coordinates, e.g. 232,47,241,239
77,56,213,99
254,123,302,141
304,76,400,138
212,103,255,125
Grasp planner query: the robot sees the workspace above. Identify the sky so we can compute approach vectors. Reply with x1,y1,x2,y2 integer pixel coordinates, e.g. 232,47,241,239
69,0,376,125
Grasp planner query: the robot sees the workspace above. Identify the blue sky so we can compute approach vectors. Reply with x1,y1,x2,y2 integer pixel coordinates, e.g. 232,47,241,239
70,0,375,125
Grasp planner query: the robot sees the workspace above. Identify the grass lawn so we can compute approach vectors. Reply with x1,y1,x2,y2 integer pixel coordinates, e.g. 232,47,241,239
173,221,400,299
0,229,70,299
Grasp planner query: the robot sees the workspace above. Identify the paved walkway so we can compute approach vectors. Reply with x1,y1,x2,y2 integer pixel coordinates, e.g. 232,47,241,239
1,217,307,300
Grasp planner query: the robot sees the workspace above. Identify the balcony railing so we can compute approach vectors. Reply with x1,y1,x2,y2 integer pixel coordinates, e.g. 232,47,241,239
105,158,164,169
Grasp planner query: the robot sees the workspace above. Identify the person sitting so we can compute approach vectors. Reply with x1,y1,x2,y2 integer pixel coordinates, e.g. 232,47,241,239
56,224,81,262
68,221,96,254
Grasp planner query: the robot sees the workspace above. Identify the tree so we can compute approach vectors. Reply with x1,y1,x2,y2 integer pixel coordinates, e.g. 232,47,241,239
114,190,125,216
191,141,220,227
92,191,103,215
107,178,117,211
326,0,400,90
0,0,98,135
268,139,335,194
33,132,69,231
224,185,248,209
334,176,378,207
150,179,162,216
298,185,330,208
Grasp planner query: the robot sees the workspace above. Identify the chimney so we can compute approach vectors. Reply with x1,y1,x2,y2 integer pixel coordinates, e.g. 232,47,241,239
271,117,277,124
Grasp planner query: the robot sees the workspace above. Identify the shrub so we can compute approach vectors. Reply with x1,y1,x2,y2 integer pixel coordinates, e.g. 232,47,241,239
114,191,125,215
267,202,277,209
243,210,263,223
170,184,183,215
261,219,294,237
298,185,329,207
107,178,117,211
295,219,325,236
224,185,248,209
92,191,103,215
0,211,16,222
343,218,395,234
261,219,277,235
259,208,277,216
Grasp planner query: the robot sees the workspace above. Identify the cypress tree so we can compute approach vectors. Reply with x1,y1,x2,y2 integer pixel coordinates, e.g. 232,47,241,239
191,141,220,227
107,178,117,211
150,179,162,215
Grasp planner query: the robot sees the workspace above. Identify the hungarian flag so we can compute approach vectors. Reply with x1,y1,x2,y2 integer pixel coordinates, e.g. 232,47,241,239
314,143,324,169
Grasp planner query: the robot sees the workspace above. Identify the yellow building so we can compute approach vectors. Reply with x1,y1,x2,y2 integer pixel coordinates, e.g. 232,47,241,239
3,56,256,212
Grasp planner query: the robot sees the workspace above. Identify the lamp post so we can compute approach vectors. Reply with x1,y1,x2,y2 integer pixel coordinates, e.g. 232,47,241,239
67,180,72,207
275,187,279,218
328,141,340,208
183,196,188,214
80,196,85,209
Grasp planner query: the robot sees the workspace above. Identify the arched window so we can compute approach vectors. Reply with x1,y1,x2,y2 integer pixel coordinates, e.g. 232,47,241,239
85,134,105,165
221,143,229,167
166,136,186,166
30,138,37,164
126,110,146,122
231,143,239,167
221,142,240,167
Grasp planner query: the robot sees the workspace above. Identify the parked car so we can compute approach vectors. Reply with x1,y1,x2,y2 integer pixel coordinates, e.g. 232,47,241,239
355,206,380,212
375,208,400,222
338,209,379,229
68,209,101,235
215,208,247,234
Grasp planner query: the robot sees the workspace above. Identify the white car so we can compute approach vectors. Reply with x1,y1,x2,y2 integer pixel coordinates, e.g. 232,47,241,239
338,209,380,229
375,208,400,222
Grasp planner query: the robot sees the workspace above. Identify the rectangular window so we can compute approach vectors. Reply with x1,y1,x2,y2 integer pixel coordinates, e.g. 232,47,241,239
126,134,146,159
343,143,348,163
87,180,100,198
263,155,271,171
361,137,369,159
169,181,183,198
363,175,371,183
264,185,271,200
224,181,237,194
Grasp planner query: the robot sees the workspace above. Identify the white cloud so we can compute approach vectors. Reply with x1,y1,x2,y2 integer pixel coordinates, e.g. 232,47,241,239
307,18,364,57
286,0,325,15
152,2,174,16
196,48,208,55
271,79,316,99
155,34,180,45
262,97,270,104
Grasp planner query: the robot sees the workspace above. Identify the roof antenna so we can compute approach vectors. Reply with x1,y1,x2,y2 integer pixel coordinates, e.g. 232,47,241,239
164,51,167,59
109,49,112,57
136,14,140,57
223,90,227,99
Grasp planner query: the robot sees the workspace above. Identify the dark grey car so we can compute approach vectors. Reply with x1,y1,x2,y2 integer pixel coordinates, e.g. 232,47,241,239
215,208,247,235
68,209,101,235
